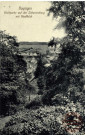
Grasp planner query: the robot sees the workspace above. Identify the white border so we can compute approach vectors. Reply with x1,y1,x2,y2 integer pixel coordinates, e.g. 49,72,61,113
0,0,85,1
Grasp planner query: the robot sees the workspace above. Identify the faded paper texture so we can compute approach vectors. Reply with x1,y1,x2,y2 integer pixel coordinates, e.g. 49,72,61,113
0,1,85,135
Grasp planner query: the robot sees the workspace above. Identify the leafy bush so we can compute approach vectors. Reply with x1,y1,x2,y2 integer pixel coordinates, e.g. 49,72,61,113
0,106,68,135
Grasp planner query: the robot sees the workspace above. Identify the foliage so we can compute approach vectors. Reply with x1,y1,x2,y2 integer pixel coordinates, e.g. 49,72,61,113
1,103,84,135
41,2,85,105
34,55,46,94
25,95,42,109
0,106,68,135
0,31,29,115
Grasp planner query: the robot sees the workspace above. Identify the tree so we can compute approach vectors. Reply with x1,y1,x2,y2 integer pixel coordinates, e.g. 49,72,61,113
42,2,85,105
0,31,28,115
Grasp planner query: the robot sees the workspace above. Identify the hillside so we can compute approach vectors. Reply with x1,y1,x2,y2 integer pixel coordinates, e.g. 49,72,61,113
19,42,48,45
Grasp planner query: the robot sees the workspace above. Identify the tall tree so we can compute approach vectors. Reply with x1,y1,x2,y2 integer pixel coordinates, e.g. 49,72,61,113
42,2,85,104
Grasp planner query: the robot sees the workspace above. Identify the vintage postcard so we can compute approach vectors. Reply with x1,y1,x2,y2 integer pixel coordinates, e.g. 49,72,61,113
0,1,85,135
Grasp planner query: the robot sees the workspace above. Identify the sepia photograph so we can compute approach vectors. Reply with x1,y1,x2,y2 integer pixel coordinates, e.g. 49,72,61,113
0,1,85,135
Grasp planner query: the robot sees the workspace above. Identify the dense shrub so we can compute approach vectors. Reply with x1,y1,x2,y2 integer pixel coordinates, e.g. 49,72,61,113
0,106,69,135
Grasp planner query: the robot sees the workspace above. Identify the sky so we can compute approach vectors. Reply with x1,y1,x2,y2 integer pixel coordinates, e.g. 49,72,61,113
0,1,66,42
